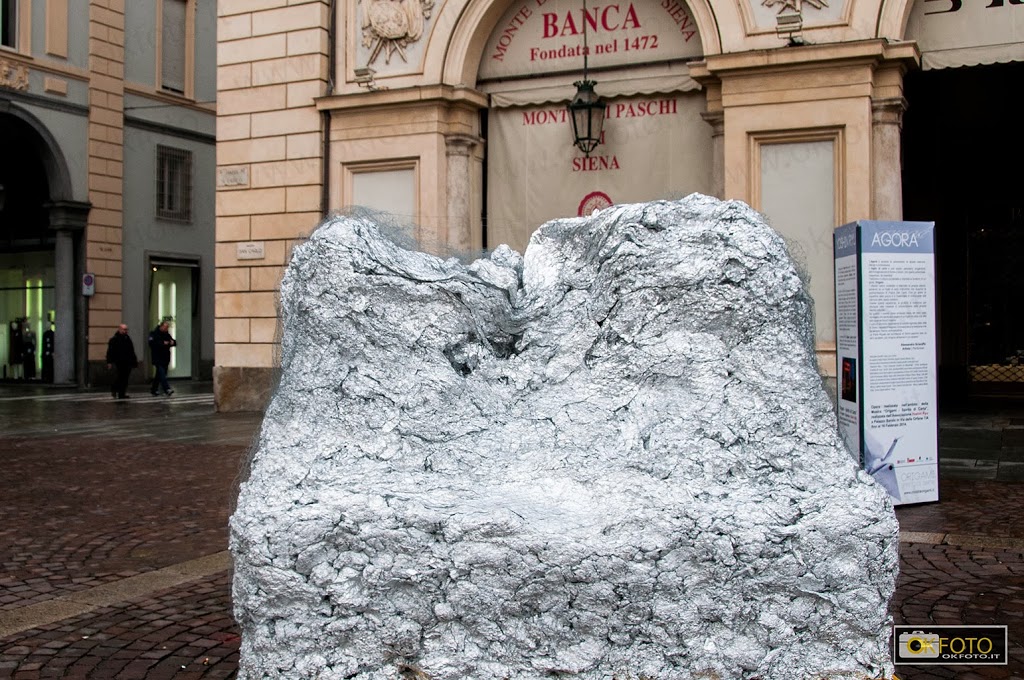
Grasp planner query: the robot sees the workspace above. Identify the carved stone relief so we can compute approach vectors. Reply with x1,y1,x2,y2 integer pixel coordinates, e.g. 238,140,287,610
745,0,847,31
358,0,436,69
0,58,29,91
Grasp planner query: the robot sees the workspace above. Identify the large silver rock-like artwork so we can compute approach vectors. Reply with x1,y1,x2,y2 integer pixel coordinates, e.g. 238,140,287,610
230,195,898,679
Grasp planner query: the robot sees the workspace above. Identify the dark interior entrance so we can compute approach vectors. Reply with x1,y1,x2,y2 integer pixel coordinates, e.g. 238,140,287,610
902,61,1024,406
0,113,55,380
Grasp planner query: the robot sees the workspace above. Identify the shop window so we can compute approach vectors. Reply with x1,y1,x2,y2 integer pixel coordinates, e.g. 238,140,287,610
345,161,419,228
1,0,16,49
752,129,842,349
156,146,192,222
150,262,196,378
160,0,188,94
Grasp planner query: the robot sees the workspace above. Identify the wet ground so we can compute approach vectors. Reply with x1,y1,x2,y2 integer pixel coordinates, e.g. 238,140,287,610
0,381,1021,678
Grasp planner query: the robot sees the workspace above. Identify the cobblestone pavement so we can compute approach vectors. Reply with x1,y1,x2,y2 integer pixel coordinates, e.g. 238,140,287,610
1,383,1022,678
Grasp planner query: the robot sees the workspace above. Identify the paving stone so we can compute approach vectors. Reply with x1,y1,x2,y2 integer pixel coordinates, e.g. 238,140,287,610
941,428,1003,449
997,461,1024,482
2,385,1024,678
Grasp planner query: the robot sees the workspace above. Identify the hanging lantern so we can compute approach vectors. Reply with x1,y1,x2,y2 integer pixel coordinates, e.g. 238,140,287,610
568,80,605,156
566,0,604,156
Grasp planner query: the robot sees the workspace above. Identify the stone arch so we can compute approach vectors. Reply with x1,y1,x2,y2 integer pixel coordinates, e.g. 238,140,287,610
0,101,74,202
438,0,722,86
876,0,915,40
0,100,87,386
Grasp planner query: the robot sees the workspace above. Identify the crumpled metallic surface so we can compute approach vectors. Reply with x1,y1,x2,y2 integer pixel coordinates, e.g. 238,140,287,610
230,195,899,679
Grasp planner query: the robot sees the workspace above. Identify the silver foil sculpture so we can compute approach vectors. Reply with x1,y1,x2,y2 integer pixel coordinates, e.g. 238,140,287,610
230,195,899,679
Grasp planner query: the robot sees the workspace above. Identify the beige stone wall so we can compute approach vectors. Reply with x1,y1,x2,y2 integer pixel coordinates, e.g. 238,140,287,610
213,0,928,408
214,0,329,408
86,0,126,363
322,87,486,251
690,40,918,375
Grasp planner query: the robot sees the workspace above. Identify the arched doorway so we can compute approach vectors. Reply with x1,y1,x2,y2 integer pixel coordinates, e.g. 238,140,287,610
0,112,55,380
901,0,1024,403
0,107,88,383
903,61,1024,404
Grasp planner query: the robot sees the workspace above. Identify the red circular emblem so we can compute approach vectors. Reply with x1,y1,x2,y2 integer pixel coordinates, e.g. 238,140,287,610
578,191,612,217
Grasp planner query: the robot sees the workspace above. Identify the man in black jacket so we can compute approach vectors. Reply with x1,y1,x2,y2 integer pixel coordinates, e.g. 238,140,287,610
105,323,139,399
148,321,177,396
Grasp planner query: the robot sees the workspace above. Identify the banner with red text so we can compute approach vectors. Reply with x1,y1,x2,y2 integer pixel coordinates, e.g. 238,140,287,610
479,0,703,79
487,91,712,253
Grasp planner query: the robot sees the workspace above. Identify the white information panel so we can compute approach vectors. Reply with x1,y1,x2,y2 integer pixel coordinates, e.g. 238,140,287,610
834,221,939,506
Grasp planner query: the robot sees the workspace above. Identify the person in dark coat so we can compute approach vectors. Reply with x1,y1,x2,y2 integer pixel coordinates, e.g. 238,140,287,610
21,323,36,380
148,321,177,396
106,323,139,399
42,325,54,383
9,320,23,379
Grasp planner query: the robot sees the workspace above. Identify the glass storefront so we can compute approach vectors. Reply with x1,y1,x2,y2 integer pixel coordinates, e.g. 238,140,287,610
0,252,55,380
149,263,195,379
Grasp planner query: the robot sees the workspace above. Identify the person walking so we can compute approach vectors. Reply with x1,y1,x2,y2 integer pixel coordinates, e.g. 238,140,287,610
148,321,177,396
105,323,139,399
21,322,36,380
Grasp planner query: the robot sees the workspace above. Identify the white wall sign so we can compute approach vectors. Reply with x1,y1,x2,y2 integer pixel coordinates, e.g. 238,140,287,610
834,220,939,506
236,242,266,260
217,166,250,188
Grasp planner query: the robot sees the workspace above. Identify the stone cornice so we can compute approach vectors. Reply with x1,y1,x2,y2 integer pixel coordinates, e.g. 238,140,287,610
45,200,92,232
871,96,908,126
124,83,217,115
444,133,484,156
0,49,90,83
315,84,489,113
689,39,921,81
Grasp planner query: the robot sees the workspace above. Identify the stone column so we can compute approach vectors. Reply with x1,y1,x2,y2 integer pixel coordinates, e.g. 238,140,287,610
872,97,906,221
701,111,725,199
53,230,75,383
46,201,91,384
445,134,481,254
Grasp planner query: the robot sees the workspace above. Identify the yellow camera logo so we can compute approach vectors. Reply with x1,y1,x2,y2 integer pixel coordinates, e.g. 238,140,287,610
899,631,940,658
893,625,1007,666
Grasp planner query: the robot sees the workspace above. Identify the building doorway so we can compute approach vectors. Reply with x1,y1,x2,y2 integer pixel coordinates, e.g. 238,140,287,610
148,259,198,379
0,253,54,380
902,61,1024,404
1,113,56,381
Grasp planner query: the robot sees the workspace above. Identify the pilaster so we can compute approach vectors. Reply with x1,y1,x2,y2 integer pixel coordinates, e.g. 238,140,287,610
700,108,725,200
85,0,125,364
215,0,330,411
871,97,907,221
444,133,483,254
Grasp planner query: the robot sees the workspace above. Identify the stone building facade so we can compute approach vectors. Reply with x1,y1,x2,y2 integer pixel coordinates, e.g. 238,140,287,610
214,0,1023,410
0,0,216,387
